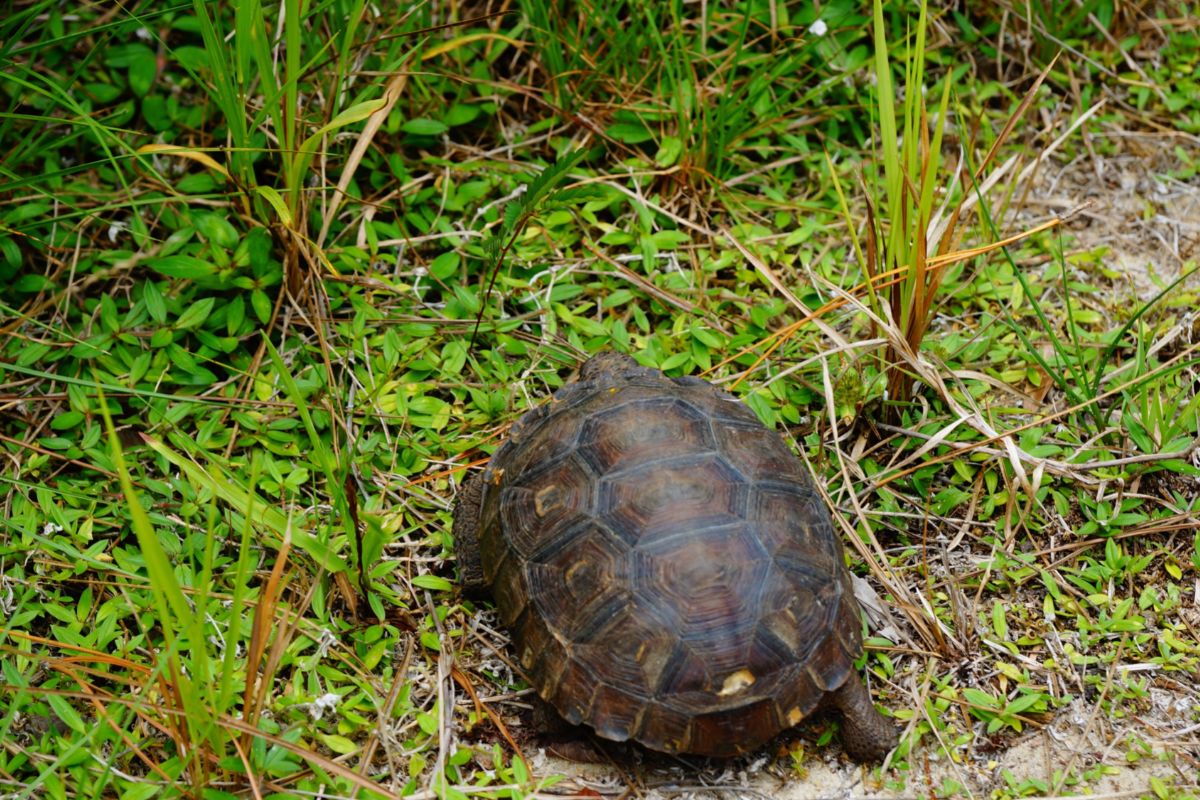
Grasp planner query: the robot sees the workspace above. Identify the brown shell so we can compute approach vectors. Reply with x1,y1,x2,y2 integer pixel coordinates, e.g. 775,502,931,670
476,355,863,757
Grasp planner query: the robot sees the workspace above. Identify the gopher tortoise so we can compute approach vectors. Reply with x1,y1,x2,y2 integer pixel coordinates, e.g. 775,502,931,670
454,351,896,760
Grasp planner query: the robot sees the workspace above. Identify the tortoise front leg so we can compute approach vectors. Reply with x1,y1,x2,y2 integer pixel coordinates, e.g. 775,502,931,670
452,472,487,594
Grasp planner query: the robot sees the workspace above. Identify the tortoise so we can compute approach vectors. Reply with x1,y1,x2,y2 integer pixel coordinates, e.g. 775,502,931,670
454,351,896,761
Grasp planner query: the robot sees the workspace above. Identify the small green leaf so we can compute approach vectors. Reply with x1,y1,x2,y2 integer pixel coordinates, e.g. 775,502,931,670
47,695,86,734
991,601,1008,640
175,296,215,329
691,327,722,348
85,82,122,103
412,574,453,591
660,352,690,371
51,411,85,431
444,104,480,127
251,289,272,323
402,118,448,136
14,274,53,292
317,734,358,755
178,173,218,194
104,42,154,68
962,687,999,711
1005,693,1043,715
194,213,239,248
606,121,653,144
142,94,171,130
655,135,683,167
152,255,216,280
143,281,166,323
122,782,162,800
428,251,459,280
128,51,157,97
0,236,20,269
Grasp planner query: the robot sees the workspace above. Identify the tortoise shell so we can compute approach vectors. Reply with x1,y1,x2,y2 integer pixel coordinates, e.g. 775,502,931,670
456,352,891,759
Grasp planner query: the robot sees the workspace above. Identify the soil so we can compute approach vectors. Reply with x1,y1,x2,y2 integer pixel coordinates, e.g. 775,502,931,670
1019,130,1200,301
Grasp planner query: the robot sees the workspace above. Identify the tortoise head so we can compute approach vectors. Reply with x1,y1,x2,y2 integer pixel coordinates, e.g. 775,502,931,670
578,351,641,382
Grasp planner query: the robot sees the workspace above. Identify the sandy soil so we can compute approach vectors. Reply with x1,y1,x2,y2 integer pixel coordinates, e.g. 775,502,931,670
511,693,1196,799
1019,129,1200,301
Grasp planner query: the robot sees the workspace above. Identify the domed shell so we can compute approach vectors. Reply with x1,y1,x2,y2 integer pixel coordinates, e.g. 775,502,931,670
473,353,866,757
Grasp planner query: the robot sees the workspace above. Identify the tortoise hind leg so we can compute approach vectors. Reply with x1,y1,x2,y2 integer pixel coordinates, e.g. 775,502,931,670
830,677,897,763
530,696,615,763
452,472,487,595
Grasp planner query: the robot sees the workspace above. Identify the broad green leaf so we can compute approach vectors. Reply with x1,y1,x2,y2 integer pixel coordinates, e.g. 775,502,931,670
151,255,217,280
317,734,358,755
444,103,480,127
104,43,153,68
412,574,452,591
194,213,239,248
47,695,86,734
655,135,683,167
606,121,653,144
128,50,157,97
251,289,272,323
51,411,85,431
402,118,448,136
175,296,215,329
14,274,53,292
142,285,169,328
429,251,459,280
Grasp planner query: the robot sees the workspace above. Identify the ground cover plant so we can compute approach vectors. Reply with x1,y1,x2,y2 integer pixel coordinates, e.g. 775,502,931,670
1,1,1198,798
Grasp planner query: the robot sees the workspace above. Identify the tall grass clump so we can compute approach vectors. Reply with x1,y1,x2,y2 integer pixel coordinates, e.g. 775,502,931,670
140,0,415,299
832,0,1056,414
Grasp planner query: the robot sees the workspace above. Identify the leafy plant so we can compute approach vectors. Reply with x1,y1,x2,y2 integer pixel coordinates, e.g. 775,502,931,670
140,0,406,297
1119,320,1200,459
472,148,594,343
960,685,1052,734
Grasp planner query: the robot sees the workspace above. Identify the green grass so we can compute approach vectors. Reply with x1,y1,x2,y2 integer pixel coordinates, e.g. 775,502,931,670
2,1,1200,799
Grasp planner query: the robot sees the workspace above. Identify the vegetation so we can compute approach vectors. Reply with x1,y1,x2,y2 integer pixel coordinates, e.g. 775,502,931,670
1,1,1197,798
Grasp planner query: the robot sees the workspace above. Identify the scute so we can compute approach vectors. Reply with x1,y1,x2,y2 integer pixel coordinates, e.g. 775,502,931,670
589,683,646,742
526,523,631,641
751,484,843,570
493,406,587,485
711,421,813,485
631,524,770,651
578,397,714,473
688,697,779,757
469,352,874,758
498,453,596,558
599,454,748,543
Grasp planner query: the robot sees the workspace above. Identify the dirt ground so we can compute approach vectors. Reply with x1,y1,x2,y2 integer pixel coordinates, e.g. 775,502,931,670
511,656,1197,800
1021,128,1200,301
468,135,1200,800
529,711,1192,799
